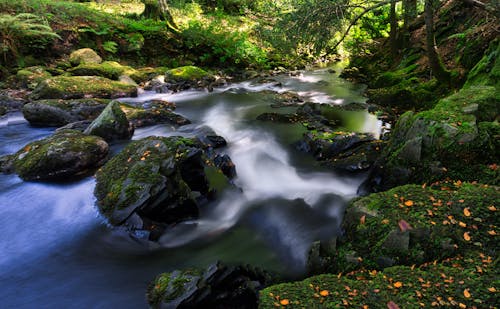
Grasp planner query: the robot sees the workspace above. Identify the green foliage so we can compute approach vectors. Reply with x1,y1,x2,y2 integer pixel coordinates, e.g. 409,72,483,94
180,19,268,68
0,13,60,64
102,41,118,54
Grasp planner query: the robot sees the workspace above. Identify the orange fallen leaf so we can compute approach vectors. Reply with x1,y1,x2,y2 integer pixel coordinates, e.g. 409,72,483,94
463,289,471,298
458,303,466,309
488,287,496,292
393,282,403,288
320,290,329,297
488,205,496,211
463,232,471,241
404,200,414,207
463,208,471,217
459,222,467,228
280,299,290,305
487,230,496,235
382,219,390,224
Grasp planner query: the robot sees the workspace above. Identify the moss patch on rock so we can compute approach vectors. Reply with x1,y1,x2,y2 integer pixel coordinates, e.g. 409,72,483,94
165,66,212,82
15,66,52,90
68,61,138,81
29,76,137,100
84,100,134,141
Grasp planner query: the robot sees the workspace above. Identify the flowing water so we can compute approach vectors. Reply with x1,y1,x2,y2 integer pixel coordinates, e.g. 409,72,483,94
0,67,381,308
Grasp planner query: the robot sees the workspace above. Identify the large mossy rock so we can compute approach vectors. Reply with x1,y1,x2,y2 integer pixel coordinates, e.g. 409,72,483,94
69,48,102,66
165,66,211,82
311,183,498,274
15,66,52,90
94,136,234,238
22,98,109,127
5,130,108,181
367,85,499,190
84,100,134,141
68,61,138,81
147,262,272,309
30,76,138,100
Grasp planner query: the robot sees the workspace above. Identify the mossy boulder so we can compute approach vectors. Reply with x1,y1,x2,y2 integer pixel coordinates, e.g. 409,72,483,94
94,136,235,239
7,130,108,181
84,100,134,142
120,101,190,128
464,39,499,89
367,85,499,190
147,262,272,309
165,66,211,82
164,66,215,91
22,98,109,127
15,66,52,90
69,48,102,66
261,258,498,308
313,183,498,274
30,76,138,100
68,61,138,81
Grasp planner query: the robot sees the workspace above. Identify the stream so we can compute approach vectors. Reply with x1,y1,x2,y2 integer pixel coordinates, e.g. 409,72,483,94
0,67,381,308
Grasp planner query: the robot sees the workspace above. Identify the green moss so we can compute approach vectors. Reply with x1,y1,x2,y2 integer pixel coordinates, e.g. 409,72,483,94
13,130,108,180
261,258,498,308
329,183,499,273
147,269,202,307
68,61,138,81
465,39,500,89
29,75,137,100
16,66,52,89
165,66,211,82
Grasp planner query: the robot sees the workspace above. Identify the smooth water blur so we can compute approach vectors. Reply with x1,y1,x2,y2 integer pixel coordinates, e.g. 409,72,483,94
0,67,379,308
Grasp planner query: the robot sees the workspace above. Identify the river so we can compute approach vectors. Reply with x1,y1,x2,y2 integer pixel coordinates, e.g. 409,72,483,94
0,67,381,308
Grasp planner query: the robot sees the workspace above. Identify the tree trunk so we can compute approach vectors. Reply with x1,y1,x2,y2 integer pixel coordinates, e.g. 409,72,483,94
389,0,398,56
424,0,450,82
142,0,177,29
403,0,417,28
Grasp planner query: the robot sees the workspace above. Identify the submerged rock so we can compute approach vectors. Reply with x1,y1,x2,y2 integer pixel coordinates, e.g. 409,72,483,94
5,130,108,181
22,98,109,127
147,262,272,309
94,136,235,239
120,101,190,128
84,100,134,141
30,76,137,100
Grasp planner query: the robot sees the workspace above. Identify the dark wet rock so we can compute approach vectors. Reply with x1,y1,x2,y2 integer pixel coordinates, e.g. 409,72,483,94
214,154,236,178
120,102,190,128
182,126,228,149
301,131,375,160
30,76,138,100
328,68,337,74
0,154,15,173
5,130,108,181
0,94,26,114
147,262,273,309
94,136,235,239
56,120,92,132
256,112,306,123
322,140,385,172
22,98,109,127
268,91,304,108
84,100,134,142
69,48,102,66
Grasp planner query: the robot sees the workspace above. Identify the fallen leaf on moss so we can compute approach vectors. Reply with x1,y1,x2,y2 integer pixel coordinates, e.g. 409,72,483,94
463,208,471,217
463,232,471,241
459,222,467,228
488,205,496,211
404,200,414,206
393,282,403,288
487,230,496,235
463,289,471,298
488,287,496,292
320,290,329,297
280,299,290,305
360,215,366,225
458,303,466,308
